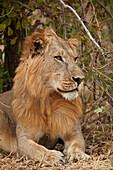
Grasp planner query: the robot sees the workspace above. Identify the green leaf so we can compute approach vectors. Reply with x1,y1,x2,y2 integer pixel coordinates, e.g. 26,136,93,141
1,9,5,16
10,37,17,45
0,79,3,92
53,7,57,14
0,24,6,32
102,81,108,90
94,107,102,113
109,73,113,79
3,40,7,46
2,18,11,26
8,12,16,18
8,19,11,26
16,20,21,30
87,95,92,104
72,28,76,36
0,50,3,60
104,0,108,6
94,106,105,113
77,34,81,41
17,41,21,54
80,57,84,62
53,0,57,3
37,0,43,4
22,19,25,29
8,27,13,36
0,63,4,77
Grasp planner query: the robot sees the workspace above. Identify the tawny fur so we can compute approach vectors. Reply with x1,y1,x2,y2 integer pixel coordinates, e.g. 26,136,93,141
0,28,89,164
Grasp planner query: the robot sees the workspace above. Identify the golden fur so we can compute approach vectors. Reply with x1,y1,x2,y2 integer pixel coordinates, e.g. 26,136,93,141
0,28,89,164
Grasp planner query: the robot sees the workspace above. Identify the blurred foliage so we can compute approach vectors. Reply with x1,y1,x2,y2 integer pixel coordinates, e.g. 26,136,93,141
0,0,113,115
0,0,33,47
0,0,34,90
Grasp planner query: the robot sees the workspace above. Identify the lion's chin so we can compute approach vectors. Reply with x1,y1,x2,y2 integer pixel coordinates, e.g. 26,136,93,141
56,88,79,100
62,91,78,100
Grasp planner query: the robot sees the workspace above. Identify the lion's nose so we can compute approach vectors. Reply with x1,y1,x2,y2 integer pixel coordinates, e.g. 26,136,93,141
72,77,83,86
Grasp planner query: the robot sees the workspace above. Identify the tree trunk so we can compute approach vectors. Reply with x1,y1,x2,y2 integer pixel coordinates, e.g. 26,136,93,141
4,20,25,79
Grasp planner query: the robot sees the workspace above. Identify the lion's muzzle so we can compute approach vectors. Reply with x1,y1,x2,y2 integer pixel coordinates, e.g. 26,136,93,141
71,77,84,86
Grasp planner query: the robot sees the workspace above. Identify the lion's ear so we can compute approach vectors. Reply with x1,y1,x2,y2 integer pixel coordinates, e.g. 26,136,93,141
68,38,79,51
29,30,49,58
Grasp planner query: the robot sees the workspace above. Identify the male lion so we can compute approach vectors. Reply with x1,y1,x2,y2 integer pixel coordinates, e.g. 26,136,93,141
0,27,89,164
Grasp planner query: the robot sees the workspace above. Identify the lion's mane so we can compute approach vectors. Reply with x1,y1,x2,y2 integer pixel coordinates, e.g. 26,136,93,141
12,28,83,139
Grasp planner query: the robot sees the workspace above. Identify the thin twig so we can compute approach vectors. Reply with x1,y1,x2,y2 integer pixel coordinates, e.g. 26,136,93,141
85,125,97,141
95,80,113,101
78,0,84,64
97,120,105,133
90,0,101,42
24,12,28,37
95,0,113,20
77,2,88,13
82,97,104,126
29,12,39,19
84,83,99,96
79,0,85,19
98,61,113,69
10,0,30,10
62,5,67,39
74,17,83,59
0,6,14,18
59,0,105,56
93,68,113,82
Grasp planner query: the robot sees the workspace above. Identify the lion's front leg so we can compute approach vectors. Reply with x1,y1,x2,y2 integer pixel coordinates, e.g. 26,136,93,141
63,126,90,162
16,125,64,165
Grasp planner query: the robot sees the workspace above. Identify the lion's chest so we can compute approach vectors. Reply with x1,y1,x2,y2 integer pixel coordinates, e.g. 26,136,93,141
43,102,79,139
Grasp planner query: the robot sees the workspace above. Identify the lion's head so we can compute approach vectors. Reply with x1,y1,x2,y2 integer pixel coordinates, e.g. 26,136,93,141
16,27,84,101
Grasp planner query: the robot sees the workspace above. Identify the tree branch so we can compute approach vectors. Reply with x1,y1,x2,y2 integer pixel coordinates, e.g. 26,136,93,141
62,5,67,39
95,80,113,101
79,0,85,19
10,0,30,10
95,0,113,20
59,0,105,56
0,6,14,18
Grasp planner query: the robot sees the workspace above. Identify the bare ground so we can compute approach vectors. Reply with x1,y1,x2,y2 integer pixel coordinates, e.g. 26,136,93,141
0,151,113,169
0,124,113,170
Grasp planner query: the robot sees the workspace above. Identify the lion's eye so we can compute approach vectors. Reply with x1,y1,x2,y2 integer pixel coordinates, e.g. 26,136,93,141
74,56,78,63
54,56,64,62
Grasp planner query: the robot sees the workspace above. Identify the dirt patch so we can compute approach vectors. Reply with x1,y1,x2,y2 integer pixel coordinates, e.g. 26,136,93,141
0,129,113,170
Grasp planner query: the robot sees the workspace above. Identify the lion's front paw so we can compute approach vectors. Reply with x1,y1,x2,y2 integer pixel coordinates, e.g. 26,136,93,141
44,150,65,165
67,151,90,162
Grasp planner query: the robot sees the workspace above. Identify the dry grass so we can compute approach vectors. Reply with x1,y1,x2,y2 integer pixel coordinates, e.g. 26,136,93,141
0,126,113,170
0,153,112,169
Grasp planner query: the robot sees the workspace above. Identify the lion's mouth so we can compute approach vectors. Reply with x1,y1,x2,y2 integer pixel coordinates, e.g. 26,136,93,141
57,88,78,93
